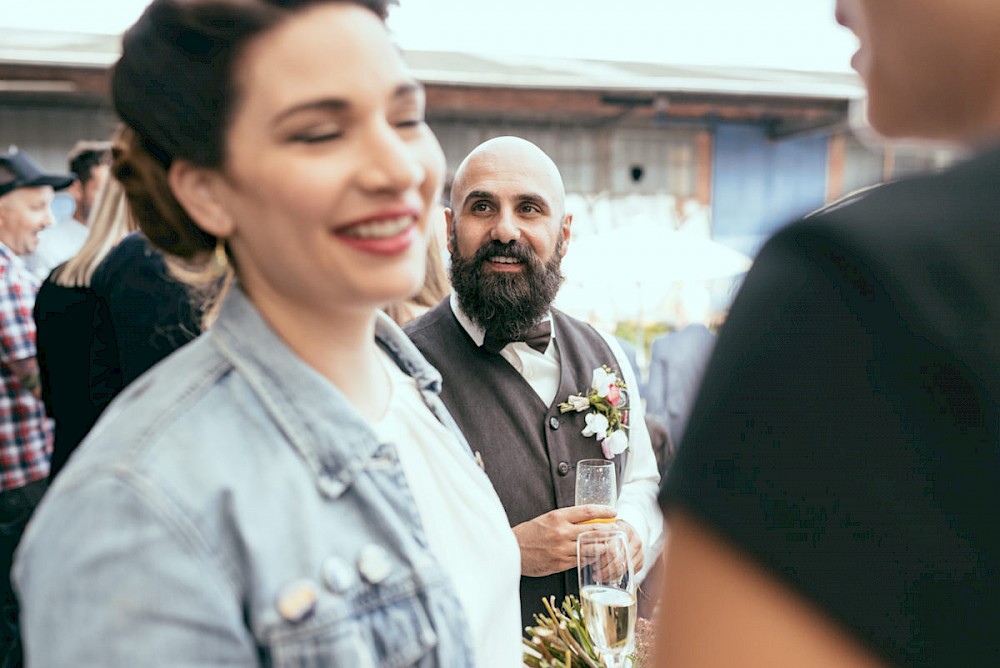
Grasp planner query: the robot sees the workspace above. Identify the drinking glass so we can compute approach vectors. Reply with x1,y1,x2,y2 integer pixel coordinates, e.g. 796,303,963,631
576,459,617,524
577,529,636,667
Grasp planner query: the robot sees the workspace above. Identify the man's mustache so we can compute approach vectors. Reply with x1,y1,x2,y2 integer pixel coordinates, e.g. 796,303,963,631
471,240,537,267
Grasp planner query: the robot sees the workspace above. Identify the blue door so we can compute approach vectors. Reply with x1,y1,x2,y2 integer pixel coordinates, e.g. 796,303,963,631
711,123,829,257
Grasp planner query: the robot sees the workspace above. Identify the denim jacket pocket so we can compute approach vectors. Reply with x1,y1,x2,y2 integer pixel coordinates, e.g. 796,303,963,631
265,585,438,668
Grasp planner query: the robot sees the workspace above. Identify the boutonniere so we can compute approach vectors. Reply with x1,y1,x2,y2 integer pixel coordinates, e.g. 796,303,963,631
558,365,630,459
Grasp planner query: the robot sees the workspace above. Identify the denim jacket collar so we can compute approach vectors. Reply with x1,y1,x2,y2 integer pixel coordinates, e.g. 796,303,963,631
210,285,444,500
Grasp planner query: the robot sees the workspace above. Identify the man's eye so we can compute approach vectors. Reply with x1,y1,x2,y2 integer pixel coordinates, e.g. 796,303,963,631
471,202,491,212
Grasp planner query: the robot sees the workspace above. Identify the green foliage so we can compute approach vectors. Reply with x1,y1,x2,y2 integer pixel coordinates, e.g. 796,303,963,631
613,321,671,361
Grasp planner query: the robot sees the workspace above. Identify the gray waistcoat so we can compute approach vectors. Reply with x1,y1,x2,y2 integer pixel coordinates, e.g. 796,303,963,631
406,300,629,628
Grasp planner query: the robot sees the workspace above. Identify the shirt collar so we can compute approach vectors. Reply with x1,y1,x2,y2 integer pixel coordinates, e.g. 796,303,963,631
0,242,33,281
211,283,445,499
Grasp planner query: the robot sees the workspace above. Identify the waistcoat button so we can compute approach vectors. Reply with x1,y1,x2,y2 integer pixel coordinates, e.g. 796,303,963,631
557,461,570,476
549,416,560,430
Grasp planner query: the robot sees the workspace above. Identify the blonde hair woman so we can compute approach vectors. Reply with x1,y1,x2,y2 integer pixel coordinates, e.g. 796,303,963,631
34,172,135,477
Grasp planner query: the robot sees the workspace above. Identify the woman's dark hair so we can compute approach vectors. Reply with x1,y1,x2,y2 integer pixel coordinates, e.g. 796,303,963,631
111,0,390,260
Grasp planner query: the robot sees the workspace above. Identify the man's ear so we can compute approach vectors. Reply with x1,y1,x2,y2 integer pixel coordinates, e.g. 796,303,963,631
444,208,455,254
167,160,234,238
67,180,82,205
560,213,573,257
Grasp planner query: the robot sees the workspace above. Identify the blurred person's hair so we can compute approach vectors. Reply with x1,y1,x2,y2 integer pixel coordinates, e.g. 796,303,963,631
384,241,450,326
110,0,390,327
50,172,136,288
67,141,112,186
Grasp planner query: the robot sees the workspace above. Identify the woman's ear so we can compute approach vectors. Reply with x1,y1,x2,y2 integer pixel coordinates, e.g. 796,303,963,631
167,160,234,238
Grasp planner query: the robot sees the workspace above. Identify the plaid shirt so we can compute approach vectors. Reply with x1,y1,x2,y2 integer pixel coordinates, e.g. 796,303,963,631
0,243,52,490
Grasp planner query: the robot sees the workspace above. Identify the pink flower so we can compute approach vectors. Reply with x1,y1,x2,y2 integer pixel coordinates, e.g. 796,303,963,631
601,440,614,459
607,385,620,407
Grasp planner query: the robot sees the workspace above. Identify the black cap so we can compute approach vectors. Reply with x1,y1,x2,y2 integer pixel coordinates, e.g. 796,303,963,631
0,147,75,198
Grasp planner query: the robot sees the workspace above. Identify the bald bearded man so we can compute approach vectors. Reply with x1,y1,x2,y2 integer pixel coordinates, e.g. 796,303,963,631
405,137,661,628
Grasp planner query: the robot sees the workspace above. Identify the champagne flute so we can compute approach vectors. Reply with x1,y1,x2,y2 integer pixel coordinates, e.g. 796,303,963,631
577,529,636,667
576,458,616,524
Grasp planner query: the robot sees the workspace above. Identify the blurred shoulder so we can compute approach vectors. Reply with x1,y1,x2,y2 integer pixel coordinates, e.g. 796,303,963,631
91,232,165,292
793,147,1000,249
402,297,452,339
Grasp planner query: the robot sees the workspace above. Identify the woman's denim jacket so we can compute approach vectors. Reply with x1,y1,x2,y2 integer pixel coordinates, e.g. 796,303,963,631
15,287,477,667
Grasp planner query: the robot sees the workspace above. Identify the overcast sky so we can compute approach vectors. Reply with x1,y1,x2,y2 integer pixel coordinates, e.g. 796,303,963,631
2,0,857,72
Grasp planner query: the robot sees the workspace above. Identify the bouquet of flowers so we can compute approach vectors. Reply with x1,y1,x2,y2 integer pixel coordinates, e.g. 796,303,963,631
522,595,656,667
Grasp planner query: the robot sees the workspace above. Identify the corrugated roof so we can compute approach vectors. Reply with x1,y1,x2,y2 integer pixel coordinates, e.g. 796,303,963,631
406,51,863,98
0,28,865,100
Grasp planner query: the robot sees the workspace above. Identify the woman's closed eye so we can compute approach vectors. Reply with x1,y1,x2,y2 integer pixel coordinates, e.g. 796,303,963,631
394,117,425,129
291,129,343,144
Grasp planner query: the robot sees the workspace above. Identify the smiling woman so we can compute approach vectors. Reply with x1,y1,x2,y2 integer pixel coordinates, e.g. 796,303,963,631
13,1,522,665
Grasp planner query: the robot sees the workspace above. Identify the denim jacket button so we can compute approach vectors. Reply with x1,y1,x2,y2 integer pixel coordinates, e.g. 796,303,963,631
276,578,318,623
419,627,438,646
322,557,356,594
357,544,392,584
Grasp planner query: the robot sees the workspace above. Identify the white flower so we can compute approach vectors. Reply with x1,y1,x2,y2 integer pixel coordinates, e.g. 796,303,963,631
602,429,628,458
582,412,609,440
566,394,591,412
591,367,617,398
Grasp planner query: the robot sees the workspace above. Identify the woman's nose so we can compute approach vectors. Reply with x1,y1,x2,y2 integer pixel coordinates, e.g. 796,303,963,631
357,123,425,193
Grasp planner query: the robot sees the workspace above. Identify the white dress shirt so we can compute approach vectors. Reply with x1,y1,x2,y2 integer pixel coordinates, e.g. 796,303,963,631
449,294,663,580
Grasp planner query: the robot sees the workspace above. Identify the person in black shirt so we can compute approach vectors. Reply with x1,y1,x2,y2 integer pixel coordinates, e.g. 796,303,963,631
656,1,1000,666
34,174,134,478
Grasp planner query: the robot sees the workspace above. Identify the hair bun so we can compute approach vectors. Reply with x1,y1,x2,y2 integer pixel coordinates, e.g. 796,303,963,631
112,125,215,261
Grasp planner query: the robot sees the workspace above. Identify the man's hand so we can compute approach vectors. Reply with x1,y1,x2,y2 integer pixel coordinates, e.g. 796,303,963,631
10,357,41,400
615,519,645,574
513,505,616,577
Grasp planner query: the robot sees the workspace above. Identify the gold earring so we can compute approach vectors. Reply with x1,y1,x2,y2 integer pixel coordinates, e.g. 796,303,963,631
212,237,228,272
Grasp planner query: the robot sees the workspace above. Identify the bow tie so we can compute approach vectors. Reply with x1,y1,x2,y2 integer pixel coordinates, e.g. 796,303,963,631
481,321,552,354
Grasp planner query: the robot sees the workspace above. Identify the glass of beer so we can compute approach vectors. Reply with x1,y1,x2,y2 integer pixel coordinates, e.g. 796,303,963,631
575,458,616,524
577,529,636,667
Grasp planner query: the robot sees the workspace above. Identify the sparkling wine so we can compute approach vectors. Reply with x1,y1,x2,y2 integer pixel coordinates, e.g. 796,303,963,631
581,585,636,652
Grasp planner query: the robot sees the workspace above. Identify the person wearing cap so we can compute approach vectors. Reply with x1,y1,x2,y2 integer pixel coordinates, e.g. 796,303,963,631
0,147,71,660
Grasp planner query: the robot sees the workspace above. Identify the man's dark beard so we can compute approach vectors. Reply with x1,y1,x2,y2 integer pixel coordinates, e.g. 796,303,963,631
450,234,564,341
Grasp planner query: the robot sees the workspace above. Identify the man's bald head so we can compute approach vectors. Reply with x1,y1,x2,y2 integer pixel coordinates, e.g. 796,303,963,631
446,136,572,340
450,136,567,219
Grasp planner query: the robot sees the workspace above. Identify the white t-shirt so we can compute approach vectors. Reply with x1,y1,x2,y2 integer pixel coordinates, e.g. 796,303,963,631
371,350,522,667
